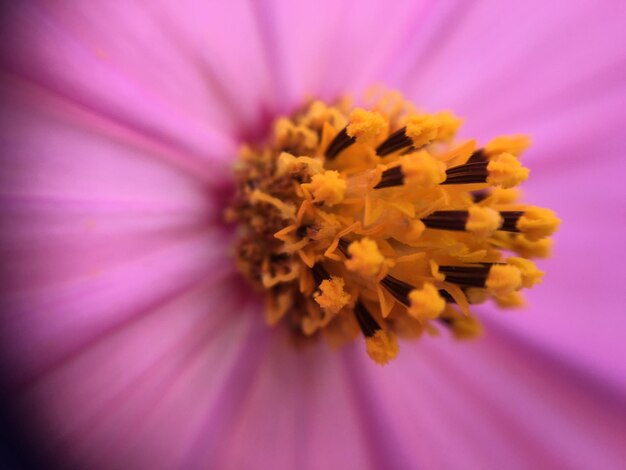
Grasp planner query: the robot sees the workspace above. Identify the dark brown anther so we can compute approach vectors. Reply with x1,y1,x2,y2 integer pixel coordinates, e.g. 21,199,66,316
374,165,404,189
441,161,488,185
421,211,469,231
466,149,487,163
438,264,493,288
312,263,330,287
376,127,411,156
354,300,381,337
326,127,355,159
380,275,413,307
499,211,524,232
337,238,350,256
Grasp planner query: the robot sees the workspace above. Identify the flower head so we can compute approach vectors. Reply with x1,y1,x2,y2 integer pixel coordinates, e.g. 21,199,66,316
229,94,559,365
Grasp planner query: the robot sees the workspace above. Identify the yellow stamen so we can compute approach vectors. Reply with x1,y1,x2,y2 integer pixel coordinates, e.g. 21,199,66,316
405,115,439,148
466,206,502,237
517,207,561,241
345,237,386,278
302,170,347,207
346,108,387,143
408,283,445,320
314,277,351,315
507,257,544,288
486,264,522,297
400,152,447,189
365,330,399,365
487,153,529,188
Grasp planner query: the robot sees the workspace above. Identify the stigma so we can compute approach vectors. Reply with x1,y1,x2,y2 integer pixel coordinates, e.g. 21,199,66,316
227,92,559,365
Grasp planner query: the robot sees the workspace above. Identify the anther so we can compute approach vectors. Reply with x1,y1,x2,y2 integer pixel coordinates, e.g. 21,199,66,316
314,277,351,314
442,153,528,188
442,160,489,185
345,237,386,277
302,170,347,206
421,210,469,231
374,165,404,189
408,283,445,320
354,300,381,337
312,262,331,287
421,207,501,237
355,300,399,365
466,149,487,163
439,264,492,288
485,264,522,297
337,238,350,256
498,208,560,240
325,127,355,159
376,127,411,156
438,312,482,339
380,275,413,307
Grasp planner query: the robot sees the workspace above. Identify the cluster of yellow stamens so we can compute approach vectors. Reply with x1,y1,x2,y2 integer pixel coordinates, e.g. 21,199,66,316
227,92,559,365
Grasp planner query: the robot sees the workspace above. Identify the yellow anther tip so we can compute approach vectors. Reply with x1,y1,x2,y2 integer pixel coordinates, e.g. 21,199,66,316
314,277,351,315
449,315,483,339
405,115,439,148
346,238,386,277
517,207,560,241
433,111,462,141
485,135,531,156
486,264,522,297
401,152,447,189
304,170,346,207
466,206,502,237
408,283,446,320
346,108,386,142
511,235,553,259
366,330,399,365
487,153,529,188
507,257,544,288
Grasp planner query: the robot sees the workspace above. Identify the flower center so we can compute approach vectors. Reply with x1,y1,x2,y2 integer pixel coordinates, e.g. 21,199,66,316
226,92,560,365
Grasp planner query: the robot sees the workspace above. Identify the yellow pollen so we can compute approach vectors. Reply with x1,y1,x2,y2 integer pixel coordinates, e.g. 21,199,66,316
466,206,502,237
484,135,531,156
507,257,544,288
277,151,323,177
433,111,462,141
441,309,483,339
365,330,399,365
516,207,561,241
405,114,440,148
346,108,387,142
303,170,347,207
408,283,445,320
401,152,447,189
345,237,387,278
314,277,351,315
486,264,522,297
487,153,530,188
228,92,559,365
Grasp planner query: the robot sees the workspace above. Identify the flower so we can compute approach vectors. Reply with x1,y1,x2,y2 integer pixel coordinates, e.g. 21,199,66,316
1,1,625,469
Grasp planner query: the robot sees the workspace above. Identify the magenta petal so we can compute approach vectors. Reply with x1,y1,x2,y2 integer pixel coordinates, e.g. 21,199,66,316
0,1,254,159
210,341,373,469
350,335,626,468
15,284,263,468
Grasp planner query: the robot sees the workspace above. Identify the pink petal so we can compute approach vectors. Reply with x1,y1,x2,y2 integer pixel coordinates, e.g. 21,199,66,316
348,333,626,468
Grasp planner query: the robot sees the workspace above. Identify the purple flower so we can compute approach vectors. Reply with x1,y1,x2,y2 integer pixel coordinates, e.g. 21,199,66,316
1,0,625,468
